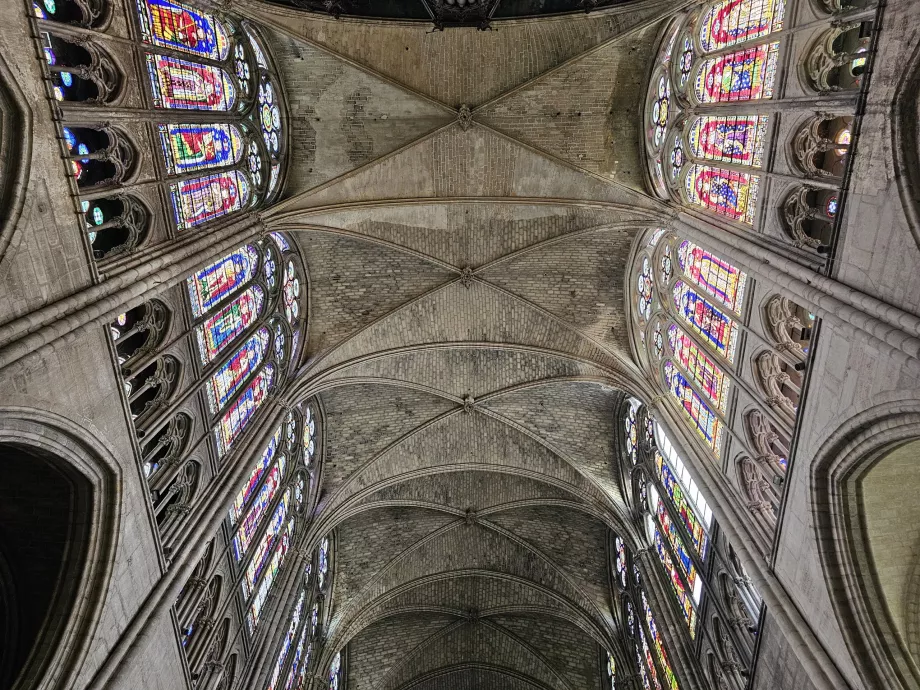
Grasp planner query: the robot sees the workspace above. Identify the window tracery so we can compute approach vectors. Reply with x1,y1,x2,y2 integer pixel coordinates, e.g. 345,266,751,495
110,300,169,365
780,185,836,252
791,114,853,179
34,0,288,266
804,22,873,93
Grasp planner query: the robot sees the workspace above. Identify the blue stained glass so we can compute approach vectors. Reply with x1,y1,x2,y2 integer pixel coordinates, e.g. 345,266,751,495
60,72,73,87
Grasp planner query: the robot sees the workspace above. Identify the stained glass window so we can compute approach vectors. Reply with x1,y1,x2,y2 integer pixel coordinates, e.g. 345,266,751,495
232,454,286,561
660,244,674,284
695,42,779,103
242,492,289,600
668,324,730,412
230,424,281,525
318,536,330,590
647,228,666,248
641,591,681,690
699,0,785,53
637,257,654,321
206,327,270,414
283,628,310,690
267,591,305,690
214,364,274,456
636,617,663,690
654,427,714,528
656,499,702,603
146,55,236,110
187,245,258,318
329,651,342,690
687,115,769,168
652,525,698,635
196,285,264,364
282,260,300,326
677,35,694,89
652,321,664,360
677,241,747,314
672,281,739,362
270,231,290,252
159,123,244,175
664,362,723,457
247,517,293,633
258,76,282,159
644,415,655,448
624,404,639,465
615,536,628,589
304,404,317,464
685,164,760,225
171,170,251,229
650,74,671,149
136,0,229,60
607,652,616,688
655,451,709,558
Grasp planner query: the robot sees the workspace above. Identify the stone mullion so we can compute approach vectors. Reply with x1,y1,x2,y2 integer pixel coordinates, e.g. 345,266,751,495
57,104,242,125
88,403,287,689
671,213,920,376
648,399,849,690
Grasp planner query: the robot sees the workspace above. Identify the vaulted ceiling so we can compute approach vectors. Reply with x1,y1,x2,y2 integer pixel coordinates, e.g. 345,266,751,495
249,1,676,685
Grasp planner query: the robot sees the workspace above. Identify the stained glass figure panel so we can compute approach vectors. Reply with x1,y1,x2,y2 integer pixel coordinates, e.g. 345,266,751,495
329,651,342,690
699,0,785,53
677,241,747,314
641,591,681,690
229,424,281,525
214,364,274,456
668,325,730,412
615,536,628,589
687,115,769,168
655,451,709,559
231,455,286,561
246,517,293,633
282,260,300,327
186,244,258,318
136,0,229,60
146,55,236,110
695,42,779,103
196,285,264,364
171,170,251,229
636,618,663,690
159,123,243,175
685,164,760,225
665,362,723,457
206,327,269,414
672,280,739,362
283,626,309,690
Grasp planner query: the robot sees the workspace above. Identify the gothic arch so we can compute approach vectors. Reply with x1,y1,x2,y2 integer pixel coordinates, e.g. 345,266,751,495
0,53,32,263
893,37,920,251
812,401,920,690
0,408,119,690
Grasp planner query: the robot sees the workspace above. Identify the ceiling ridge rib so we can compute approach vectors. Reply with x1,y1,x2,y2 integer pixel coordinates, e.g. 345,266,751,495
477,618,577,690
308,463,614,561
471,0,693,115
333,569,610,654
270,196,668,222
289,342,624,401
332,518,606,671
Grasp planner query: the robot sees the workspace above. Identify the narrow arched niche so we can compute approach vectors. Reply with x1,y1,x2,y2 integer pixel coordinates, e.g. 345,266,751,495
0,442,92,689
862,440,920,665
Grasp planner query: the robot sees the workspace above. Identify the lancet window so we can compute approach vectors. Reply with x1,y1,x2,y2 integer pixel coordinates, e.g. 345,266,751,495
612,534,681,690
645,1,786,225
620,401,762,688
643,0,876,254
228,400,321,637
32,0,288,265
634,232,750,458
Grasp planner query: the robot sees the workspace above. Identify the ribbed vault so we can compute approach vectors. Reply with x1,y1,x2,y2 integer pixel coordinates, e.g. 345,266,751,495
254,3,676,684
